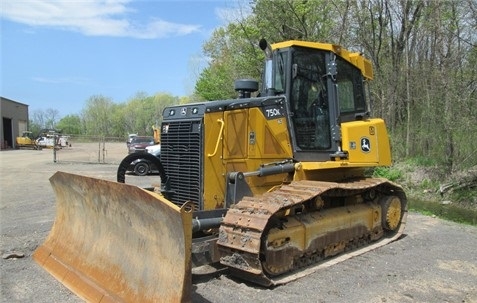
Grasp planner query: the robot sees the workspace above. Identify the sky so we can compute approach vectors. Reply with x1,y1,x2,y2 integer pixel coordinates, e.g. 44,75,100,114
1,0,246,117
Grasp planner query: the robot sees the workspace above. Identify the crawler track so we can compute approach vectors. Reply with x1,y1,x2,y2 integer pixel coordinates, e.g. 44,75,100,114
217,178,407,286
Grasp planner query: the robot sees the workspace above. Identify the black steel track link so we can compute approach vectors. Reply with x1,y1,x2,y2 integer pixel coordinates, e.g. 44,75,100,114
217,178,408,286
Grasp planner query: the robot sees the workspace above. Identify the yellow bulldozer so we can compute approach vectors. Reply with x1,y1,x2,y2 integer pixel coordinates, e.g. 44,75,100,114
34,39,407,302
16,131,41,150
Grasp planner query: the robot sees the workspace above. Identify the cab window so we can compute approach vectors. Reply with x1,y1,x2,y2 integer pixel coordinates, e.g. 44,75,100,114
336,57,366,114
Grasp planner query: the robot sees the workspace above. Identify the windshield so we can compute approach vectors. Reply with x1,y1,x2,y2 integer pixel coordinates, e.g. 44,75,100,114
290,48,330,150
132,137,154,144
263,51,288,95
273,51,287,93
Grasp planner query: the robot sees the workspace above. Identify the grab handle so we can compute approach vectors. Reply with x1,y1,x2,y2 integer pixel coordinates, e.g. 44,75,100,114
208,118,224,157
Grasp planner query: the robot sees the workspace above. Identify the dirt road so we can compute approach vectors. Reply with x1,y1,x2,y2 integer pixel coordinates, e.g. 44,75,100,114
1,144,476,303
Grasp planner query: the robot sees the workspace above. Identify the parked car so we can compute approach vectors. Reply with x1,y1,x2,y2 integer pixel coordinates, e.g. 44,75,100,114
127,136,155,154
126,134,137,148
128,144,161,176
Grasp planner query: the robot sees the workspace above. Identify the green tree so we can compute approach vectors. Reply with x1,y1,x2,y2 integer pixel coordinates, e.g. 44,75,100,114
194,0,477,171
251,0,337,42
82,95,116,137
195,62,236,100
56,114,82,135
195,25,264,101
194,0,350,100
123,92,178,136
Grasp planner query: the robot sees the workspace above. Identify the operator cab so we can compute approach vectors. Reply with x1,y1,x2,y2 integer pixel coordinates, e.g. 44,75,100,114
259,39,372,162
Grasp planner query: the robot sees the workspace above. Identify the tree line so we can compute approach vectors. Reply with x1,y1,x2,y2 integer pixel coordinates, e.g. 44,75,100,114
29,92,189,139
31,0,476,172
194,0,477,172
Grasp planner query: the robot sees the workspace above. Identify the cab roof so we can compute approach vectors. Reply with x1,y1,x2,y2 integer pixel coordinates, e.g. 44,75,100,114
271,40,373,80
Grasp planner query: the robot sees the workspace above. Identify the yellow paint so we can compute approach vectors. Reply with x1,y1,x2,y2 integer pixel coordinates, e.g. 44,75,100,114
202,106,294,210
272,40,373,80
266,203,382,252
341,118,392,166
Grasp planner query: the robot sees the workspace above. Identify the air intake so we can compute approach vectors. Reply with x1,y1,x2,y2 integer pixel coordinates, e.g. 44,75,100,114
160,119,202,210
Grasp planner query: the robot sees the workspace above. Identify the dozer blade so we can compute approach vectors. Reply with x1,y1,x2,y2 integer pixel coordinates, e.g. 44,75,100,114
33,171,193,303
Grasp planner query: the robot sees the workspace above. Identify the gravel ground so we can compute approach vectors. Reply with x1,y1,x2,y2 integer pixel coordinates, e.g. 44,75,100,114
1,143,476,303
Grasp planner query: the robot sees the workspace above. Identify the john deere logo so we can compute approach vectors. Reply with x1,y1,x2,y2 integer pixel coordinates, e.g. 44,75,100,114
361,137,371,153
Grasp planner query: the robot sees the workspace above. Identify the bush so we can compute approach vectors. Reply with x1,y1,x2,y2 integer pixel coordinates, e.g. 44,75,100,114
372,166,403,182
404,157,438,167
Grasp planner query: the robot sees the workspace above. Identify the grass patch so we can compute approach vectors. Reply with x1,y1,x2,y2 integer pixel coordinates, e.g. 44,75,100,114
404,156,438,167
372,166,402,182
409,198,477,225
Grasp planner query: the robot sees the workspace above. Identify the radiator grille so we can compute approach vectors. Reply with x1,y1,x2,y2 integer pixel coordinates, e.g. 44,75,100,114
160,120,202,210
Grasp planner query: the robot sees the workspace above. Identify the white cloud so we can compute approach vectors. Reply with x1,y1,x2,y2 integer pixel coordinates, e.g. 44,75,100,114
214,0,251,24
32,76,90,85
1,0,201,39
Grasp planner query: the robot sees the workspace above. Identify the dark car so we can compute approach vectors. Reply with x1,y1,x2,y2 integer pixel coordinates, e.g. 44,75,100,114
128,144,161,176
126,134,137,148
127,136,155,154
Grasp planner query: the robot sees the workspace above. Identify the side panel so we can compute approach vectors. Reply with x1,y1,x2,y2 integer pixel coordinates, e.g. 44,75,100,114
341,118,391,166
224,109,248,159
223,107,293,195
223,107,292,160
248,107,292,159
203,111,228,210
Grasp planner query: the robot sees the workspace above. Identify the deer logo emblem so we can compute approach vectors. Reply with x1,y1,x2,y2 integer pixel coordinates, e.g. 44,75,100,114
361,137,371,153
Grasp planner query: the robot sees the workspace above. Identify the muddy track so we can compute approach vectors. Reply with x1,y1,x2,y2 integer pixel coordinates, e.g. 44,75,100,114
218,179,407,286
